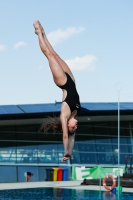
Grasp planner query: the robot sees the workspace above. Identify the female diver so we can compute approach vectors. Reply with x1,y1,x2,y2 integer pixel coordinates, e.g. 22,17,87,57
33,21,80,162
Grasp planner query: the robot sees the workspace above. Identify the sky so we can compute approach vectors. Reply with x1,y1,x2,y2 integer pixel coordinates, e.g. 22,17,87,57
0,0,133,105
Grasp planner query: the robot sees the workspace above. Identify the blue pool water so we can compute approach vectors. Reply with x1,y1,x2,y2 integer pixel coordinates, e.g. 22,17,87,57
0,188,133,200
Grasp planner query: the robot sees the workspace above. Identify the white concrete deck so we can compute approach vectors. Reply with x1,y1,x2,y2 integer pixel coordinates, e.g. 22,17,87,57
0,181,132,193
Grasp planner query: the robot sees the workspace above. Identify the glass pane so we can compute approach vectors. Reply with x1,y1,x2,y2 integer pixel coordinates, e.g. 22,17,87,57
128,154,133,160
124,122,131,137
127,123,133,146
77,134,95,143
76,124,94,143
38,143,58,164
120,137,127,144
16,125,37,141
123,122,133,137
97,153,114,164
57,143,64,163
37,132,60,143
93,122,110,136
78,143,95,152
109,122,117,136
17,143,37,163
0,126,16,140
127,137,133,145
71,152,80,164
111,137,127,144
0,141,16,163
16,125,37,132
17,132,37,141
128,145,133,153
95,136,111,143
77,123,93,134
120,122,127,136
112,144,128,153
96,144,112,153
57,143,64,151
73,142,79,151
111,137,117,144
80,153,97,164
57,151,64,164
113,153,129,165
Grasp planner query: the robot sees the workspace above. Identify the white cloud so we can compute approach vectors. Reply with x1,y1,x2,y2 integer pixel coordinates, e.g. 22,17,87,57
0,44,6,52
65,55,97,72
14,41,27,49
47,27,85,46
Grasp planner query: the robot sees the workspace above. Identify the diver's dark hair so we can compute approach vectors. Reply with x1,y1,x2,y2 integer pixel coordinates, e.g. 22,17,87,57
38,116,62,133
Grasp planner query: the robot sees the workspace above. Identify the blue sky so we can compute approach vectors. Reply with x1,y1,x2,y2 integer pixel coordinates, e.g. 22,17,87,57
0,0,133,105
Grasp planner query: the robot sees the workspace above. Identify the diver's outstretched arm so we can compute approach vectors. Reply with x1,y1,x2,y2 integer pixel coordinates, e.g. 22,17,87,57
61,132,75,162
68,132,75,155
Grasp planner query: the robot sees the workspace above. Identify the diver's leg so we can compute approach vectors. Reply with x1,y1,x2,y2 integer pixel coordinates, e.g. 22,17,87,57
39,22,75,82
33,21,66,86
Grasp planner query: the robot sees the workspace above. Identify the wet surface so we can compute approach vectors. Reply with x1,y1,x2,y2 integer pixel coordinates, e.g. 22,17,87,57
0,187,133,200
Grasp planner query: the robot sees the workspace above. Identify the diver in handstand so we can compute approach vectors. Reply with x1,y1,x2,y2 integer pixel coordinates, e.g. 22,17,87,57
33,21,80,162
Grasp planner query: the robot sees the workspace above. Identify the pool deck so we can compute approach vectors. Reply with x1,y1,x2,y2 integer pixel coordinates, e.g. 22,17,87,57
0,181,132,193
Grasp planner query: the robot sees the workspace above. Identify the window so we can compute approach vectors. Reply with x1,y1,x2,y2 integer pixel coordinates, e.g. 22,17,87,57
80,153,97,164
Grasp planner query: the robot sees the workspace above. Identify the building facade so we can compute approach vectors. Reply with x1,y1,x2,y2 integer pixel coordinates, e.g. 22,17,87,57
0,102,133,182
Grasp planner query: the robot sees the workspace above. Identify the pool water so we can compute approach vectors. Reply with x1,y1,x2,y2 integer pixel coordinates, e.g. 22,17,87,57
0,188,133,200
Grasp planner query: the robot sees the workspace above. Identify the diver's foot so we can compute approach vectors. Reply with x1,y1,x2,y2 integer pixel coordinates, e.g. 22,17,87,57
38,23,45,35
62,154,71,162
33,20,42,35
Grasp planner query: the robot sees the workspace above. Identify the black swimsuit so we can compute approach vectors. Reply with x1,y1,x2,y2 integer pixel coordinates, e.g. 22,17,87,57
57,72,80,114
